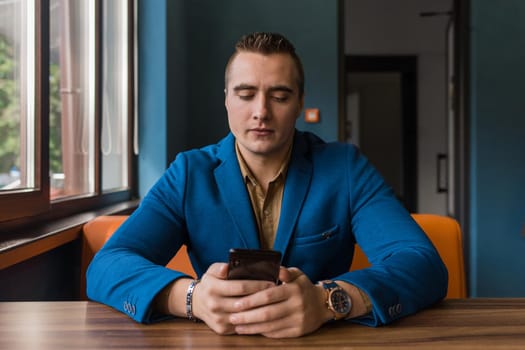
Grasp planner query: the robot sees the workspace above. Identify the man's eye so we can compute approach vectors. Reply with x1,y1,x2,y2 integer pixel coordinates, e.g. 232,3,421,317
238,95,254,100
272,96,288,103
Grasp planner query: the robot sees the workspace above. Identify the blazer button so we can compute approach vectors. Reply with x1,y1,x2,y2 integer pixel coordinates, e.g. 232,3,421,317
388,304,402,318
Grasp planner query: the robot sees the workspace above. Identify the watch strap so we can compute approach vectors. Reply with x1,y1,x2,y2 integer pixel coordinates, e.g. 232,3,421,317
321,280,339,290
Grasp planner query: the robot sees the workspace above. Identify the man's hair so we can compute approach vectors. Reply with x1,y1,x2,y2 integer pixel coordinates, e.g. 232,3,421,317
224,32,305,97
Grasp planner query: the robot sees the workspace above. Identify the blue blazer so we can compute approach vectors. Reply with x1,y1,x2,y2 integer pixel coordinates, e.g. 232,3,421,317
87,131,447,326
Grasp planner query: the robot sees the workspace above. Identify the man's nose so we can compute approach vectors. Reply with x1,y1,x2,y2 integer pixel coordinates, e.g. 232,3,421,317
253,95,270,121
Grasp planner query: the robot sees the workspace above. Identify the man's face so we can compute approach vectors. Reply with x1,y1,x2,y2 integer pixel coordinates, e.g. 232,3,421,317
225,52,304,162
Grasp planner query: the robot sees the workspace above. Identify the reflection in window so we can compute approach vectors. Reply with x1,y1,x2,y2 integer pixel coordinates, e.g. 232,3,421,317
102,0,129,191
49,0,95,199
0,1,36,192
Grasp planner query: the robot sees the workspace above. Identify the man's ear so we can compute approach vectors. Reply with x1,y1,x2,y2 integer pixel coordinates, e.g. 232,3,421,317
296,95,305,119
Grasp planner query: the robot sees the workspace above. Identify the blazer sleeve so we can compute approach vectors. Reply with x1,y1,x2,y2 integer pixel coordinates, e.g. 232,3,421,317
335,146,448,326
86,153,193,323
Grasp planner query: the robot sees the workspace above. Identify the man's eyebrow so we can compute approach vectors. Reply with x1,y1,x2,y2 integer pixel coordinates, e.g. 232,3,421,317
232,84,295,94
268,85,294,94
233,84,256,92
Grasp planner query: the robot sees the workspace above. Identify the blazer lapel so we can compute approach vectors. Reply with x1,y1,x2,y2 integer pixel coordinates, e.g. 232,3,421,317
214,134,260,248
273,132,312,254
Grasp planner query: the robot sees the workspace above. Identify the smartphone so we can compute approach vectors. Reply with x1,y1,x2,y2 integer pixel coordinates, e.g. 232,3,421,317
227,248,282,283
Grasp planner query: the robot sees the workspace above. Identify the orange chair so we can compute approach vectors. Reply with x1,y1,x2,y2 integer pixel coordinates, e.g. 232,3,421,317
80,215,196,299
81,213,466,300
350,214,466,298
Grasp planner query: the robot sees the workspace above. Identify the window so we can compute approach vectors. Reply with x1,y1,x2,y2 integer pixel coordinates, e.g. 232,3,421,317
0,0,135,222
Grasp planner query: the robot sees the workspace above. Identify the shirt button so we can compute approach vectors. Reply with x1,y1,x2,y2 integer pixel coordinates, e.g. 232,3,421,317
263,209,270,216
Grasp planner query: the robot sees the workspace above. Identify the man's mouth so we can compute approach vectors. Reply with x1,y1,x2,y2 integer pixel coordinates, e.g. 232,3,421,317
250,128,273,136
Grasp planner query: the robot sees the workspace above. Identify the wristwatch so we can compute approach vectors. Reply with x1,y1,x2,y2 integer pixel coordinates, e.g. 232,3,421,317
320,280,352,320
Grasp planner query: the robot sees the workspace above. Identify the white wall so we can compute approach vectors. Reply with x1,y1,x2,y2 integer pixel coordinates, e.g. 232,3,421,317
344,0,452,214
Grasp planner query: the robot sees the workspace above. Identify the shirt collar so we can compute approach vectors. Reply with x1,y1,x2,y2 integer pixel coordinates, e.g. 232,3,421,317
235,141,292,186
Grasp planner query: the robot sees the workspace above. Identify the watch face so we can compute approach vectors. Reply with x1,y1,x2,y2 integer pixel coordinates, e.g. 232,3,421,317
330,289,351,314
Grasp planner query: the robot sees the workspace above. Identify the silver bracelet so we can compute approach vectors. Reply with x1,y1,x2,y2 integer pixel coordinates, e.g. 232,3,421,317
185,279,201,322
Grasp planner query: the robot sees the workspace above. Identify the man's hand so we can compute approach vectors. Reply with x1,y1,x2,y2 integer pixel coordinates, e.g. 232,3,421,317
228,267,331,338
191,263,276,335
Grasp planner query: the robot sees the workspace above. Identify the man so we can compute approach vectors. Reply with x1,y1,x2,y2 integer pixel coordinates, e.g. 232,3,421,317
87,32,447,338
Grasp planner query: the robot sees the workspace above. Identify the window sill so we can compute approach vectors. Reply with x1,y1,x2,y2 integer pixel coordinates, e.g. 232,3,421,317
0,200,139,270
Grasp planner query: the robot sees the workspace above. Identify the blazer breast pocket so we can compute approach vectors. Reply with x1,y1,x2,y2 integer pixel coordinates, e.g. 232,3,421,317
292,225,341,247
287,225,352,280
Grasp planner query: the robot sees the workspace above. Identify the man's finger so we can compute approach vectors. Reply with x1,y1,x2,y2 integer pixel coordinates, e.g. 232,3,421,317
279,266,304,283
205,262,229,279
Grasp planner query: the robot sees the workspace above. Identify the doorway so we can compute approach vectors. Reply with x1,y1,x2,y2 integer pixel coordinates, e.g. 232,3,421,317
345,56,417,212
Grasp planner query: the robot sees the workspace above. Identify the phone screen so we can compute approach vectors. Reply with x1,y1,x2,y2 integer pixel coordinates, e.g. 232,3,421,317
227,248,282,283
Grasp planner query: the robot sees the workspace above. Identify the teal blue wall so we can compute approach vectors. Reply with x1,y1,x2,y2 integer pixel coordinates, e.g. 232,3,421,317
138,0,340,196
469,1,525,296
183,0,340,150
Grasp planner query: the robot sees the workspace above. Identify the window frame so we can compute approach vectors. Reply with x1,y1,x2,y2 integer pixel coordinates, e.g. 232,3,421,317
0,0,136,225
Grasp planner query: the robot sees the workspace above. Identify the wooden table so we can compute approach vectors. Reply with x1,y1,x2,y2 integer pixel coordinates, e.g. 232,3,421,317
1,299,524,349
